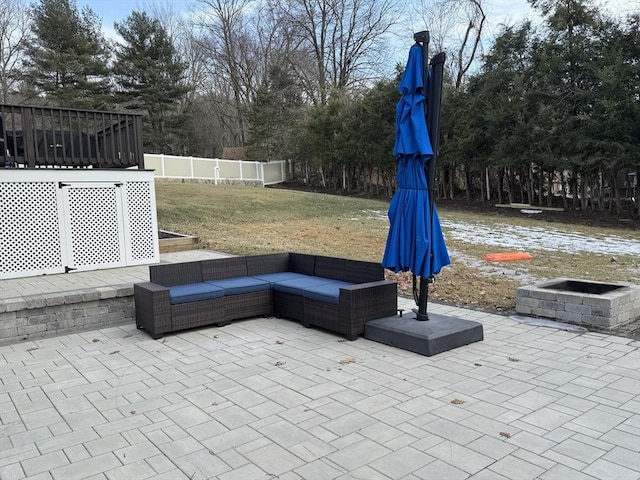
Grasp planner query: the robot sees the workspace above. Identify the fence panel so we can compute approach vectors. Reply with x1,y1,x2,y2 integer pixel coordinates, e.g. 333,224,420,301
144,154,288,186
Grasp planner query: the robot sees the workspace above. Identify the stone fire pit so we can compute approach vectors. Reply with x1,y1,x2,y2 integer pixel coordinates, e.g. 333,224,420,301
516,278,640,330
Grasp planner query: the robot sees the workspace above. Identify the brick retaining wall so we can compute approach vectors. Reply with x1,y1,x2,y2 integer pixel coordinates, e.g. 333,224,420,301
0,285,135,345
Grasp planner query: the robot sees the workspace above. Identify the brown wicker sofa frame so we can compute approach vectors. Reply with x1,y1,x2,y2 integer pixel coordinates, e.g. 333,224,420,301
134,252,397,340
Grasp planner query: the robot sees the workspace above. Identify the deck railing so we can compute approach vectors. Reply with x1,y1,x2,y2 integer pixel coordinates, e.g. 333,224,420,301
0,103,144,169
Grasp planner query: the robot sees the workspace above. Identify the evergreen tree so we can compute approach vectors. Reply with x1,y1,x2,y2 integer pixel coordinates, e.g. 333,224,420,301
113,11,189,154
24,0,111,109
246,65,303,160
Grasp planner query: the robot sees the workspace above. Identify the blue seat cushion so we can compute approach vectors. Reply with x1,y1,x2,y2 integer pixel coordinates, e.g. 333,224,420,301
251,272,312,286
302,281,353,304
170,282,224,305
205,276,271,295
272,276,345,297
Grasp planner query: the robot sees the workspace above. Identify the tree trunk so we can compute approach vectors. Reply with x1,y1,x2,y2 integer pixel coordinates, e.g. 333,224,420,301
580,175,589,210
561,176,568,210
527,166,534,205
449,163,455,199
465,166,471,201
537,166,543,206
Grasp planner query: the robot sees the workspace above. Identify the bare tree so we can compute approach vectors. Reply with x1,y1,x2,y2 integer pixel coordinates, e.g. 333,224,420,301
413,0,486,89
276,0,400,105
193,0,262,146
0,0,30,103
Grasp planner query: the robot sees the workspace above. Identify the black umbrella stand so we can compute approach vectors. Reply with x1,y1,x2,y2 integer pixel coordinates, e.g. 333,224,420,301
364,30,482,356
413,31,446,322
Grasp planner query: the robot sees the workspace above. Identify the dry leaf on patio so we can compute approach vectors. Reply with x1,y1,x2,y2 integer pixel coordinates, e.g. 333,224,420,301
508,357,520,362
499,431,512,438
275,361,286,367
130,410,136,415
276,340,284,344
451,399,466,405
339,357,356,365
26,347,38,352
474,363,482,367
109,350,120,355
92,339,100,343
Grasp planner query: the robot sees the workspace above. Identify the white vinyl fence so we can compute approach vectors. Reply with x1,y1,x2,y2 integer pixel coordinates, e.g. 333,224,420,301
144,154,288,186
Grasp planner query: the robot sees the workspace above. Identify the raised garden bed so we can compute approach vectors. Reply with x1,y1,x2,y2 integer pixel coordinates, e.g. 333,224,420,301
158,230,198,253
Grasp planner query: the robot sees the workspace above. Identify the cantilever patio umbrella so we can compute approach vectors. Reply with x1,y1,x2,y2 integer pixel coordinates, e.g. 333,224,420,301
382,33,450,320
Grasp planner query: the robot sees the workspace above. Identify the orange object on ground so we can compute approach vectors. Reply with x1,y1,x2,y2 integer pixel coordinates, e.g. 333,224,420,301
483,252,533,262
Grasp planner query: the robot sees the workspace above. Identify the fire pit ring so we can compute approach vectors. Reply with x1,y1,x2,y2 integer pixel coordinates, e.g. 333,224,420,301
516,278,640,330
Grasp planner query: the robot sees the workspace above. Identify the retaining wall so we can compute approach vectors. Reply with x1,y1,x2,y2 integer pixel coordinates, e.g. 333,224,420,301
0,286,135,345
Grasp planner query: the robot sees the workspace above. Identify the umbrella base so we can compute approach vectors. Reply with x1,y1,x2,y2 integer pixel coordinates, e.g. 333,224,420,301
364,312,483,357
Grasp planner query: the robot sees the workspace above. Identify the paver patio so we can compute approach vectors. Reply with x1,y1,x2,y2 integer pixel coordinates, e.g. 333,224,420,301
1,293,639,479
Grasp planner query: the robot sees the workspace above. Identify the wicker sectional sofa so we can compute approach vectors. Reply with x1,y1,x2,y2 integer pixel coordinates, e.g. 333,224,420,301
134,252,397,340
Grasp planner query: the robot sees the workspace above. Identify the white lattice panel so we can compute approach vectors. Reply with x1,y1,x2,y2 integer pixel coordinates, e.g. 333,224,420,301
124,181,159,263
64,184,125,270
0,182,65,278
1,170,158,280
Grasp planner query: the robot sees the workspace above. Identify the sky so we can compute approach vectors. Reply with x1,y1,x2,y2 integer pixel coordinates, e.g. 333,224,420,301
86,0,638,31
85,0,638,69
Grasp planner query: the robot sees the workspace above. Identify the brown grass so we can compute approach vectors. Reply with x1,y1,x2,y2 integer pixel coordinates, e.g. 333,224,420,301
156,182,640,313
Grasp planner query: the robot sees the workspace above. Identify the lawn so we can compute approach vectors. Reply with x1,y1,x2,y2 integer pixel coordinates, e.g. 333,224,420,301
155,182,640,313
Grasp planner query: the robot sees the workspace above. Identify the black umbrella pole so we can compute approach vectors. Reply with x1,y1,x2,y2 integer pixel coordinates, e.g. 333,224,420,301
415,276,431,321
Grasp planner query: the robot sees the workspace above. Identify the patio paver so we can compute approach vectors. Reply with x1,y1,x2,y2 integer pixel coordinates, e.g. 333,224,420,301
0,284,639,479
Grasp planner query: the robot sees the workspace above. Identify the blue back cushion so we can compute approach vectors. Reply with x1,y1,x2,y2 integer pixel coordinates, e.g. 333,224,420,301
205,277,271,295
170,283,224,304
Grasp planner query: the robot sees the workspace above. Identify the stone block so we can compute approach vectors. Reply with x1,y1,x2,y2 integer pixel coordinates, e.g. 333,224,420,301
529,289,558,301
44,294,65,307
0,311,17,322
114,285,134,297
540,300,564,311
0,327,17,339
96,287,117,299
517,297,540,308
516,287,530,298
591,306,612,318
557,292,584,304
81,291,101,303
515,304,532,315
581,315,613,328
48,319,75,331
28,314,56,326
17,324,48,336
22,295,47,309
4,297,27,312
531,307,557,318
555,311,583,323
583,296,614,308
564,303,591,315
63,291,86,304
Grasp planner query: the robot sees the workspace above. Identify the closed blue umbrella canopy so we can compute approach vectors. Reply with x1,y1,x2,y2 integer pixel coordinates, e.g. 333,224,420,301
382,44,450,278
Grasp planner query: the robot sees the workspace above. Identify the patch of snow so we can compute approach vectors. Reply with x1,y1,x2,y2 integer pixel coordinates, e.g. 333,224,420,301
362,208,640,257
440,220,640,256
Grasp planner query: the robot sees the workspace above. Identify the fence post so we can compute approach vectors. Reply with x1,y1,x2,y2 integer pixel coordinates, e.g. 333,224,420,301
190,156,194,178
259,161,264,186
